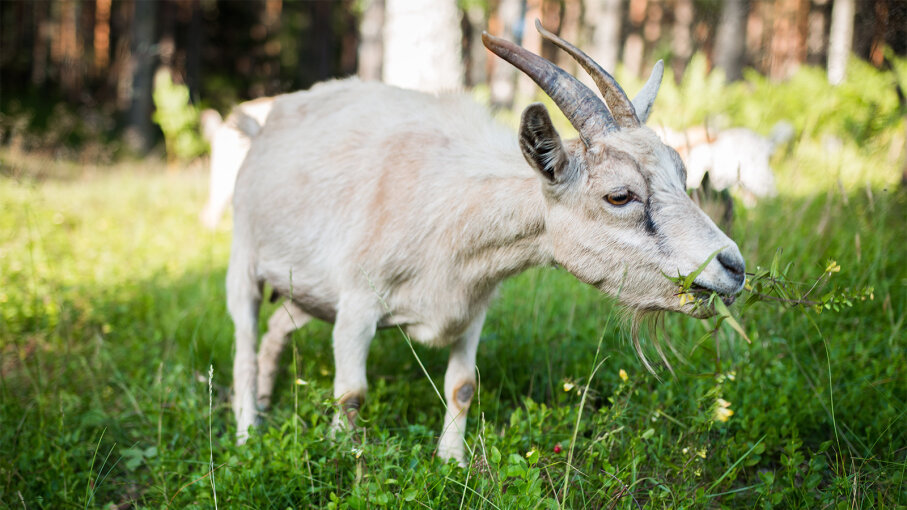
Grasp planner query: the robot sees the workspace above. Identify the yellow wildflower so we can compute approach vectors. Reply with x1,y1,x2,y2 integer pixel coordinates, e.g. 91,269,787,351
563,382,575,392
825,260,841,274
295,378,308,386
678,291,695,306
619,369,629,382
713,398,734,422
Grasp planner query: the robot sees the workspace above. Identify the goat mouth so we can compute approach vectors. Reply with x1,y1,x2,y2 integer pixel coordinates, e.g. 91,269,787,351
688,284,738,306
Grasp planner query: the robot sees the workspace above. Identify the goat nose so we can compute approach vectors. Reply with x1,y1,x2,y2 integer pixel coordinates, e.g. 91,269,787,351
717,251,745,284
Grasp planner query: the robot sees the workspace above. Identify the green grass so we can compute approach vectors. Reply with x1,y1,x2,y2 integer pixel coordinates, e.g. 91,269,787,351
2,73,907,507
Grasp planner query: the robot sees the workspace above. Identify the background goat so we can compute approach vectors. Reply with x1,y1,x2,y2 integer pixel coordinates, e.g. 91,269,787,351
657,122,794,206
226,23,746,466
199,97,274,229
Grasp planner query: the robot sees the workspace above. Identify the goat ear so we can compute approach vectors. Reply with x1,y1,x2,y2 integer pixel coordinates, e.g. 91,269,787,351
631,60,664,123
519,103,569,183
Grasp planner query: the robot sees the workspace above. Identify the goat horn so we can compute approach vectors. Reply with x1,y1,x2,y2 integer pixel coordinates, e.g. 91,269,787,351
482,31,617,138
534,19,640,129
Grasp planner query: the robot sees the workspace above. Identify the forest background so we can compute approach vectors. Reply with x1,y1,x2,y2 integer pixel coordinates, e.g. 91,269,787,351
1,0,906,165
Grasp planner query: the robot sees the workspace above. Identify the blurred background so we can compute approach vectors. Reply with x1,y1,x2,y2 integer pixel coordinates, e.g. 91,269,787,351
0,0,905,176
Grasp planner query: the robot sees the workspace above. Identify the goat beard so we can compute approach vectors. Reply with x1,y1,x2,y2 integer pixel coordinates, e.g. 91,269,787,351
617,308,682,377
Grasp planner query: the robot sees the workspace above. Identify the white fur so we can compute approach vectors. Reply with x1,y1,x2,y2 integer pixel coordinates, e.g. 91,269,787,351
226,77,745,466
656,123,792,206
200,97,275,229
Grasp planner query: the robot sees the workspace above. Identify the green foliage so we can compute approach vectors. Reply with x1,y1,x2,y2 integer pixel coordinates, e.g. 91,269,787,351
152,69,208,163
2,54,906,507
647,52,907,149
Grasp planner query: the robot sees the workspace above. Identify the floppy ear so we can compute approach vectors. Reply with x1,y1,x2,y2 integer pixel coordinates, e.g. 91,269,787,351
519,103,570,183
631,60,664,123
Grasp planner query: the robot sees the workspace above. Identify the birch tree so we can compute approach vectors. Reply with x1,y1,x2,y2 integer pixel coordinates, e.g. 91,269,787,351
828,0,855,84
382,0,464,92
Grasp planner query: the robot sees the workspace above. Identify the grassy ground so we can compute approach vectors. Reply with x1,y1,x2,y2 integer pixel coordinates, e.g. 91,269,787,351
1,107,906,506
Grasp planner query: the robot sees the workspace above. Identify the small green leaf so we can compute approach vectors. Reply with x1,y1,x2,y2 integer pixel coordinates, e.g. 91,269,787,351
682,249,722,290
526,449,539,466
488,446,501,465
770,248,782,278
713,298,751,343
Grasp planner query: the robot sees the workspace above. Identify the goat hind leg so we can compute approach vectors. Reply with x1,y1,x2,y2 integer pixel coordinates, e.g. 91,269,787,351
226,253,262,444
257,301,311,409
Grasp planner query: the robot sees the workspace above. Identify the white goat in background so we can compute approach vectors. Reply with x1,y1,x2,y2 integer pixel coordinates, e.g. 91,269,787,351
199,97,274,229
656,122,793,206
226,22,746,466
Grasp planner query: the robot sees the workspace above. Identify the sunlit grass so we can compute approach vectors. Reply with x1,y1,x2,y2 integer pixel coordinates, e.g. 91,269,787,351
2,146,904,507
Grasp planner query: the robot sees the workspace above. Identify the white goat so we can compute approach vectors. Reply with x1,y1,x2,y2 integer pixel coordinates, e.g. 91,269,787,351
227,22,746,466
199,97,274,229
657,122,793,206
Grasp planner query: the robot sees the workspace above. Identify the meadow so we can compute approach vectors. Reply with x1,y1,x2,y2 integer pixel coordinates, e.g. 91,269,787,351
2,59,906,508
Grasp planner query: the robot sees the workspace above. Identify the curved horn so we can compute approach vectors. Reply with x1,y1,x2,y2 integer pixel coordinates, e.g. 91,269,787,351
534,19,640,129
482,31,617,138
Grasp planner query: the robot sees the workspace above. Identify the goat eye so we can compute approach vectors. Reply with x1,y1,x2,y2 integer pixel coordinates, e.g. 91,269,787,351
605,192,632,206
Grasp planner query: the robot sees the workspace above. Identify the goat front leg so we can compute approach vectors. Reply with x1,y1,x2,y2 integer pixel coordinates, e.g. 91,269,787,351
257,301,311,409
438,309,486,466
226,255,263,444
330,297,380,432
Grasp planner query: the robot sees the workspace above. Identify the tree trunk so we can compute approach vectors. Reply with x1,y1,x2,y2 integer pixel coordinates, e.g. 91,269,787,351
94,0,111,74
622,0,647,78
260,0,282,95
357,0,384,81
671,0,693,78
488,0,521,107
806,0,830,66
339,0,359,76
463,4,488,87
869,0,889,67
302,1,334,87
584,0,621,73
714,0,748,81
185,0,202,101
827,0,855,84
517,0,544,100
125,0,157,154
769,0,807,80
383,0,463,92
550,0,581,77
32,0,49,86
59,0,82,101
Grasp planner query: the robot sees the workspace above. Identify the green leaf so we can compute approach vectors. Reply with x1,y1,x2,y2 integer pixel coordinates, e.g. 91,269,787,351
770,248,782,278
682,249,722,290
713,298,751,343
526,449,539,466
488,445,501,465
